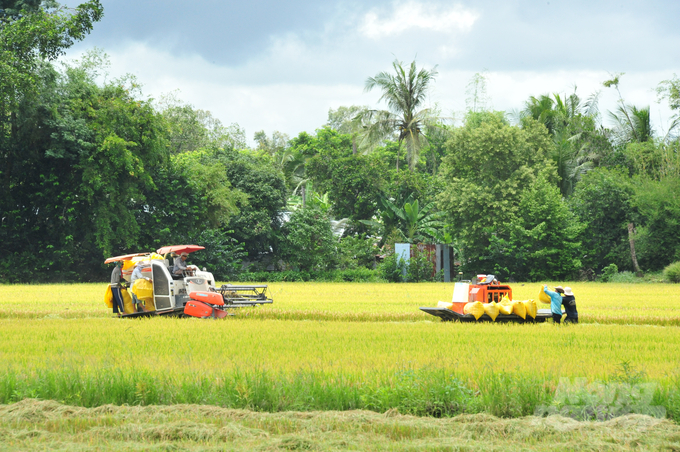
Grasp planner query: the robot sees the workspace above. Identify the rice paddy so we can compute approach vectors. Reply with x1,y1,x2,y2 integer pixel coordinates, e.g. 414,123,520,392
2,281,680,325
1,280,679,447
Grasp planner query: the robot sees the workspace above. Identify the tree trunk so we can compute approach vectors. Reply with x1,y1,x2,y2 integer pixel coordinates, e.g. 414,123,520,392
301,185,306,208
352,135,357,155
628,223,641,275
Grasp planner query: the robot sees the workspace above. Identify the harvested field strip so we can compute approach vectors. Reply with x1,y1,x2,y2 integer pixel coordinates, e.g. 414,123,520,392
2,282,680,325
0,399,678,451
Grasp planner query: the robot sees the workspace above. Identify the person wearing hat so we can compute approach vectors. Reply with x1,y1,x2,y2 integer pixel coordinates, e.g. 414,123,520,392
173,252,189,276
130,262,151,312
543,285,565,324
561,287,578,323
110,261,125,316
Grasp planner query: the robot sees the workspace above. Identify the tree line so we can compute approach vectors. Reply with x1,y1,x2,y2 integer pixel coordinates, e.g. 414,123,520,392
2,1,679,282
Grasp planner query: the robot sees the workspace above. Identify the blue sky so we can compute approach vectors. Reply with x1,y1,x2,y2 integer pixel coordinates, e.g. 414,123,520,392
63,0,680,143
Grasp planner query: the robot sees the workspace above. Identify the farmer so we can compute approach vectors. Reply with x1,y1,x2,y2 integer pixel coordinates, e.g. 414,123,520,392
543,285,565,324
110,261,125,315
173,252,189,276
130,263,151,312
561,287,578,323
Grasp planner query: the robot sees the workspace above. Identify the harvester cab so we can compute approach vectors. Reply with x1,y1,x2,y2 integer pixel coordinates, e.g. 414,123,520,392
420,275,551,323
104,245,273,319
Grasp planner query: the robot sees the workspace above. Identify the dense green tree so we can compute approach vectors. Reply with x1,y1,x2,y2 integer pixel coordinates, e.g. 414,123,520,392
570,167,637,272
278,208,337,272
633,177,680,270
0,54,168,281
1,0,103,194
521,91,610,197
304,128,386,225
359,60,438,171
157,93,246,154
437,112,555,268
487,173,582,281
215,149,288,261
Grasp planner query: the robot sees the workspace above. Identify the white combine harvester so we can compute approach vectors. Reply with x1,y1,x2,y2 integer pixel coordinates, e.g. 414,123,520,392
105,245,272,318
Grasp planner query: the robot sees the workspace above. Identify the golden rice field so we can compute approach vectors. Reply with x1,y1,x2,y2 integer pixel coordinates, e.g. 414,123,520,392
2,281,679,325
2,316,680,381
0,282,679,382
1,281,679,428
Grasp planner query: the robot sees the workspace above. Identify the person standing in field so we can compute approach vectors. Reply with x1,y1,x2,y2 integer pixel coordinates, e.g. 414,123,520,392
110,261,125,315
561,287,578,323
543,285,564,324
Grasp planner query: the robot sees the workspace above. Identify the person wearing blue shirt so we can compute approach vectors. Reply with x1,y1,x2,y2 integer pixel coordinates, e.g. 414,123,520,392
543,285,564,324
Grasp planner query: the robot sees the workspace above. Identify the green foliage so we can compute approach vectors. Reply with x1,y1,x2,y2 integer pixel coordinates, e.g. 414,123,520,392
158,93,246,154
437,113,555,267
1,54,170,281
664,261,680,283
378,252,408,283
180,229,246,280
407,249,438,282
237,268,378,283
338,235,377,270
378,249,437,282
632,177,680,270
570,167,637,272
304,128,387,224
608,271,640,283
600,263,619,282
279,208,337,272
484,173,582,281
218,149,288,259
375,197,445,244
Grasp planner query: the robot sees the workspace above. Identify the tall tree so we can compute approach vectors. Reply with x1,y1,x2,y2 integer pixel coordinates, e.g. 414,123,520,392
1,0,103,193
604,74,653,145
437,112,555,267
521,91,608,197
359,59,438,171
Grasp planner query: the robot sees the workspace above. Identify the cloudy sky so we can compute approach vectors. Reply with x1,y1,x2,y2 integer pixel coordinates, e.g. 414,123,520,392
62,0,680,144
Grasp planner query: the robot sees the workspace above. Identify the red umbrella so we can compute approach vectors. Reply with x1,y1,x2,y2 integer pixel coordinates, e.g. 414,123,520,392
104,252,148,264
156,245,205,255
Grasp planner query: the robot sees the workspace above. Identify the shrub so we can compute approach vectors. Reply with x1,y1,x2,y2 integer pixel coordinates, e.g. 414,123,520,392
235,269,379,283
407,250,438,282
278,208,337,272
600,263,619,282
664,261,680,283
609,271,640,283
378,249,438,283
378,253,407,283
338,235,377,270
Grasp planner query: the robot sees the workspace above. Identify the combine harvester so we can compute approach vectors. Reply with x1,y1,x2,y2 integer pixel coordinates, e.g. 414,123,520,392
104,245,272,319
419,274,552,323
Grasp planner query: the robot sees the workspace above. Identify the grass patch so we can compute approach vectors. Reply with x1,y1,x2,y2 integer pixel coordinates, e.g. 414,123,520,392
0,399,678,451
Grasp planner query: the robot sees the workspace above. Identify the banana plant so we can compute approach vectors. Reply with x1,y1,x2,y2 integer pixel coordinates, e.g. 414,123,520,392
361,195,446,243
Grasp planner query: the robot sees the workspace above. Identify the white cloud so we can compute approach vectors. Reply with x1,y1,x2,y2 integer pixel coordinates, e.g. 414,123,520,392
360,1,479,39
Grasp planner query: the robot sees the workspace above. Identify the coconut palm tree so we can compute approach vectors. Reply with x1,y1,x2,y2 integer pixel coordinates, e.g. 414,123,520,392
358,60,438,171
608,104,653,144
521,91,605,197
